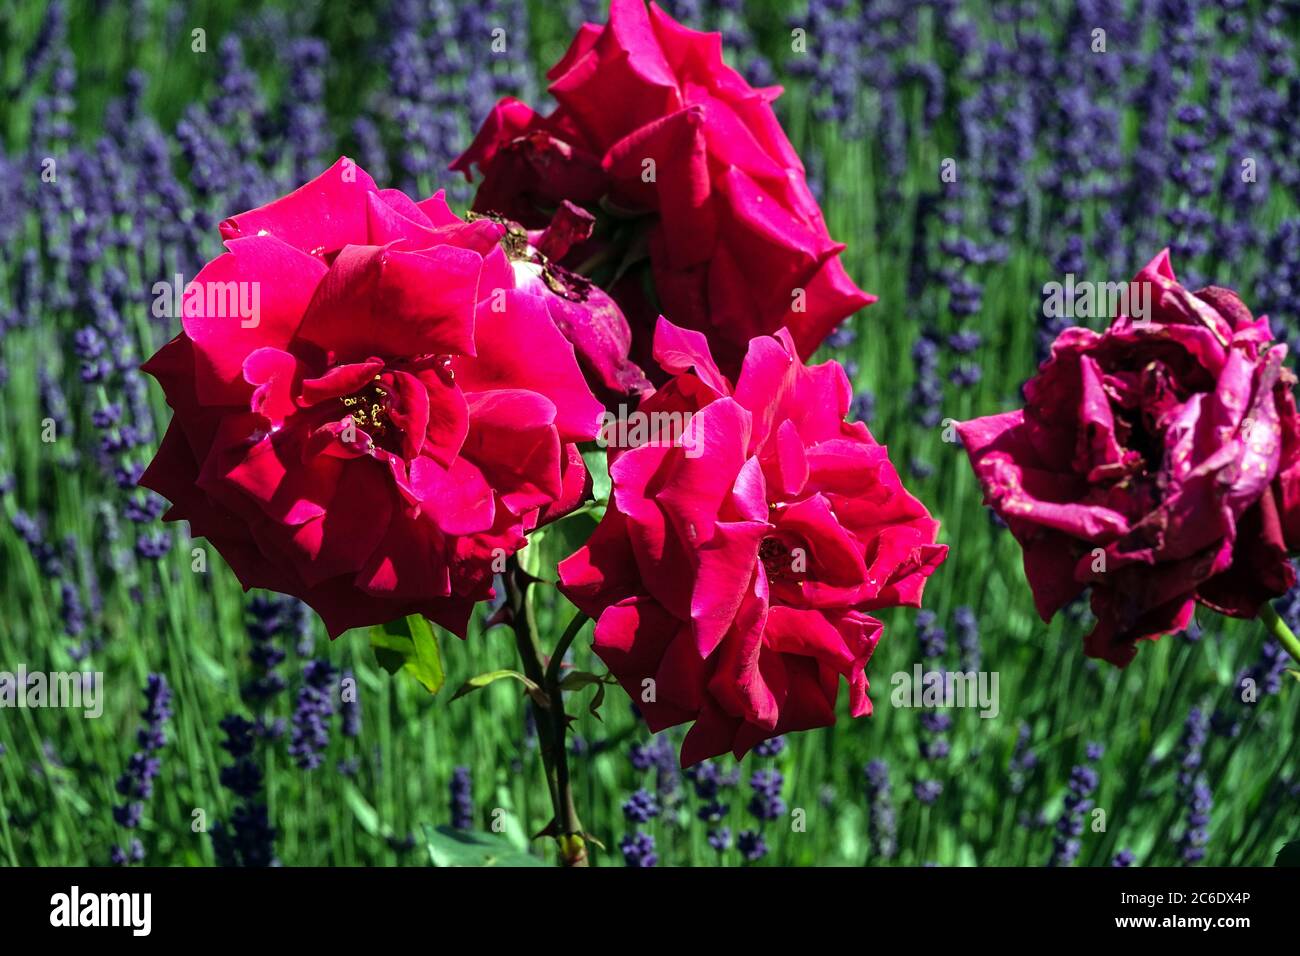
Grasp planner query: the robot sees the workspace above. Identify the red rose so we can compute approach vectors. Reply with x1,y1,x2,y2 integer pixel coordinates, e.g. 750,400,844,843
451,0,873,376
958,250,1300,666
140,157,603,637
558,318,946,765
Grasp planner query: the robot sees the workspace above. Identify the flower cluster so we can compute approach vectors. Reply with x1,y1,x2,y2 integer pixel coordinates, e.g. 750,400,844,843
130,1,920,779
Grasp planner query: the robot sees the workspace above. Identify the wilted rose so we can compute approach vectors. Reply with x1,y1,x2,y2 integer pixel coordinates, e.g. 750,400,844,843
958,250,1300,666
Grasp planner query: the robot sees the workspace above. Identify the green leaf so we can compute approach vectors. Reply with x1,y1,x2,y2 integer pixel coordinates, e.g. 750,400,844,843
423,824,545,867
342,783,385,838
558,669,612,720
588,680,606,721
520,506,601,583
557,669,605,691
581,443,612,504
451,668,545,706
1275,840,1300,867
369,614,445,695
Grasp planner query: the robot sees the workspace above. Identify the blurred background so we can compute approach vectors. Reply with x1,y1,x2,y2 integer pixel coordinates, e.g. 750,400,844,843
1,0,1298,867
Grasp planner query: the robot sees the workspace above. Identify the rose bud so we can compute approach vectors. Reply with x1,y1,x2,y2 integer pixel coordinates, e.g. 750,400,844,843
485,201,652,405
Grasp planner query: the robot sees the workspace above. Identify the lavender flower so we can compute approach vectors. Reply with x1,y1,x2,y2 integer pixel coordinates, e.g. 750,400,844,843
12,511,64,577
685,759,733,822
111,674,171,861
1175,706,1212,864
864,760,898,861
109,839,144,866
747,769,786,822
1212,633,1291,738
339,669,362,738
1048,764,1100,867
622,788,661,825
211,803,278,869
737,829,768,863
212,715,277,867
707,827,732,853
619,831,657,867
953,606,980,673
244,593,289,705
915,610,949,793
628,734,680,802
450,766,473,830
913,779,943,805
1177,777,1213,864
288,659,337,770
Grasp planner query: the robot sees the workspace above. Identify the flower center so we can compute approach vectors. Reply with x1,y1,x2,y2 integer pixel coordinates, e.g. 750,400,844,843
469,211,532,260
340,378,391,440
759,536,805,583
540,260,592,303
475,210,595,305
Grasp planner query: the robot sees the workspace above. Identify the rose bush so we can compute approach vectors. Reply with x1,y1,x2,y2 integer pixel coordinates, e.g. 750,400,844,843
559,317,947,765
958,250,1300,666
140,157,604,637
452,0,873,376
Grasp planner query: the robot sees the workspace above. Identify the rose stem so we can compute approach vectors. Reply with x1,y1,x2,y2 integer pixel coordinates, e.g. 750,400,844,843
1259,601,1300,667
545,611,590,687
505,558,589,866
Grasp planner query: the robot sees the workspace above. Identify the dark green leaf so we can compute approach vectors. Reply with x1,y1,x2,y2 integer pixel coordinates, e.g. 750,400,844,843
588,680,606,722
558,669,612,720
369,614,445,695
557,670,606,691
1275,840,1300,867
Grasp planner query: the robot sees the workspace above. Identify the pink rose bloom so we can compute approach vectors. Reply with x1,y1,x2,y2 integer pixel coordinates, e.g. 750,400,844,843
452,0,874,377
559,318,946,765
958,250,1300,666
141,158,603,637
